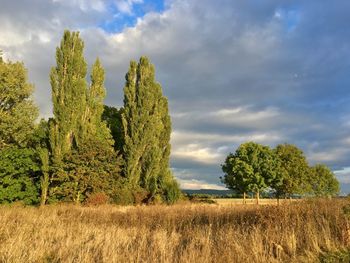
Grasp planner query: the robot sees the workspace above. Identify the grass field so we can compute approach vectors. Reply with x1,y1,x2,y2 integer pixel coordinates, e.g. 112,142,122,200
213,198,300,206
1,199,350,262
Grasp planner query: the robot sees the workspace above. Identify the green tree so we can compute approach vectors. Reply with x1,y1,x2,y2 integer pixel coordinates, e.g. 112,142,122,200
121,57,179,203
0,147,40,204
222,155,252,204
310,164,340,197
81,59,115,148
49,30,88,166
49,31,122,203
0,54,40,205
274,144,312,197
222,142,281,204
53,139,122,203
0,56,38,148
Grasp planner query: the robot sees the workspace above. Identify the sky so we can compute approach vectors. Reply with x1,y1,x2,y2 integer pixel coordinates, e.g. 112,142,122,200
1,0,350,193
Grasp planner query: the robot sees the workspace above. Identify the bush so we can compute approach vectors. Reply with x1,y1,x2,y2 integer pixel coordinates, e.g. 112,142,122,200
163,179,182,204
84,192,109,206
113,187,135,205
132,188,149,205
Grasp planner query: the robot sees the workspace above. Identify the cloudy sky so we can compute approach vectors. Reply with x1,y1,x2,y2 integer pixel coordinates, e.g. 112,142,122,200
1,0,350,193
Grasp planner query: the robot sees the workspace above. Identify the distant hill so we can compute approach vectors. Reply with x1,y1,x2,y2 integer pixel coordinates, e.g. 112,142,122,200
181,189,235,196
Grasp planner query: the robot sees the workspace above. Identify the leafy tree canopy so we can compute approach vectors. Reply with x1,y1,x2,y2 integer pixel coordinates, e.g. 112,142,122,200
0,147,40,204
274,143,312,196
310,164,340,197
102,105,124,152
222,142,281,197
0,57,38,148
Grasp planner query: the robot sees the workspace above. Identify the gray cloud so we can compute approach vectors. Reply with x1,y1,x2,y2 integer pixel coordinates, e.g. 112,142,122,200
1,0,350,192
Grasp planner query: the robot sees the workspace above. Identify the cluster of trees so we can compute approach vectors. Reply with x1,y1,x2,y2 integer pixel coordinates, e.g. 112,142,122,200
221,142,340,203
0,30,181,205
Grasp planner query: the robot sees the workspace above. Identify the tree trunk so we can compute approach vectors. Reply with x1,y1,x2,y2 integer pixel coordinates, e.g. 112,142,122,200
75,191,81,204
39,148,50,206
40,181,48,206
243,192,246,204
256,190,260,205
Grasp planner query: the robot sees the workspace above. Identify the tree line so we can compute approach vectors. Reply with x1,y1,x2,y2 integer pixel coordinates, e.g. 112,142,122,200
0,30,181,205
0,31,341,206
221,142,340,203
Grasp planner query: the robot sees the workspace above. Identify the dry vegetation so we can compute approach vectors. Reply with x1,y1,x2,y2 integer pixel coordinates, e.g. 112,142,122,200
213,198,300,206
1,199,350,263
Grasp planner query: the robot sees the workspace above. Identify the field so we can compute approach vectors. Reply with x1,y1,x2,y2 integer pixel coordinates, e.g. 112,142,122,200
213,198,300,206
1,199,350,263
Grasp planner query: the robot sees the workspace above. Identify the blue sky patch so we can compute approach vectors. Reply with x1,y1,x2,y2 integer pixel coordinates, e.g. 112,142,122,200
100,0,165,33
275,7,300,32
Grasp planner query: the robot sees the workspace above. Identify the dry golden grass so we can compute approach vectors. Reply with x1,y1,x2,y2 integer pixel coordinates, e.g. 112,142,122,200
213,198,300,206
0,199,349,263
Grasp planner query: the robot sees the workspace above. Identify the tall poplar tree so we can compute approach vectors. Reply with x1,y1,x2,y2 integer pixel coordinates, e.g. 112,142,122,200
49,31,121,203
49,30,88,166
122,57,179,202
82,58,114,147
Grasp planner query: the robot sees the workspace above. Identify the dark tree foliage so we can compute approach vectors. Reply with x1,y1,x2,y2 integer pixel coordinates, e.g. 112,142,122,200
30,119,51,205
102,105,125,152
51,139,122,203
0,147,40,204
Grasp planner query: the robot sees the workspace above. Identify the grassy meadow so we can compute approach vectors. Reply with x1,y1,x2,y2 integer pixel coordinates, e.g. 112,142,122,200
213,198,300,206
1,199,350,263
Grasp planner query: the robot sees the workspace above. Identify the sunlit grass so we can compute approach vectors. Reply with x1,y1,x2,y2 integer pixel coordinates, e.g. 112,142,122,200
0,199,349,262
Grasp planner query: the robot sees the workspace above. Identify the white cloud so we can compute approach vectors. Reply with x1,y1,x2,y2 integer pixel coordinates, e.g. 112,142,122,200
210,106,280,125
334,167,350,184
0,28,31,47
177,179,226,190
171,130,283,146
52,0,107,12
172,143,222,164
114,0,143,15
170,129,283,166
307,148,348,164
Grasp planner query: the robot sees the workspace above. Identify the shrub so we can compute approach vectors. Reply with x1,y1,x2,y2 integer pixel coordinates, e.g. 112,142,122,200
163,178,182,204
132,188,149,204
113,186,134,205
84,192,109,206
